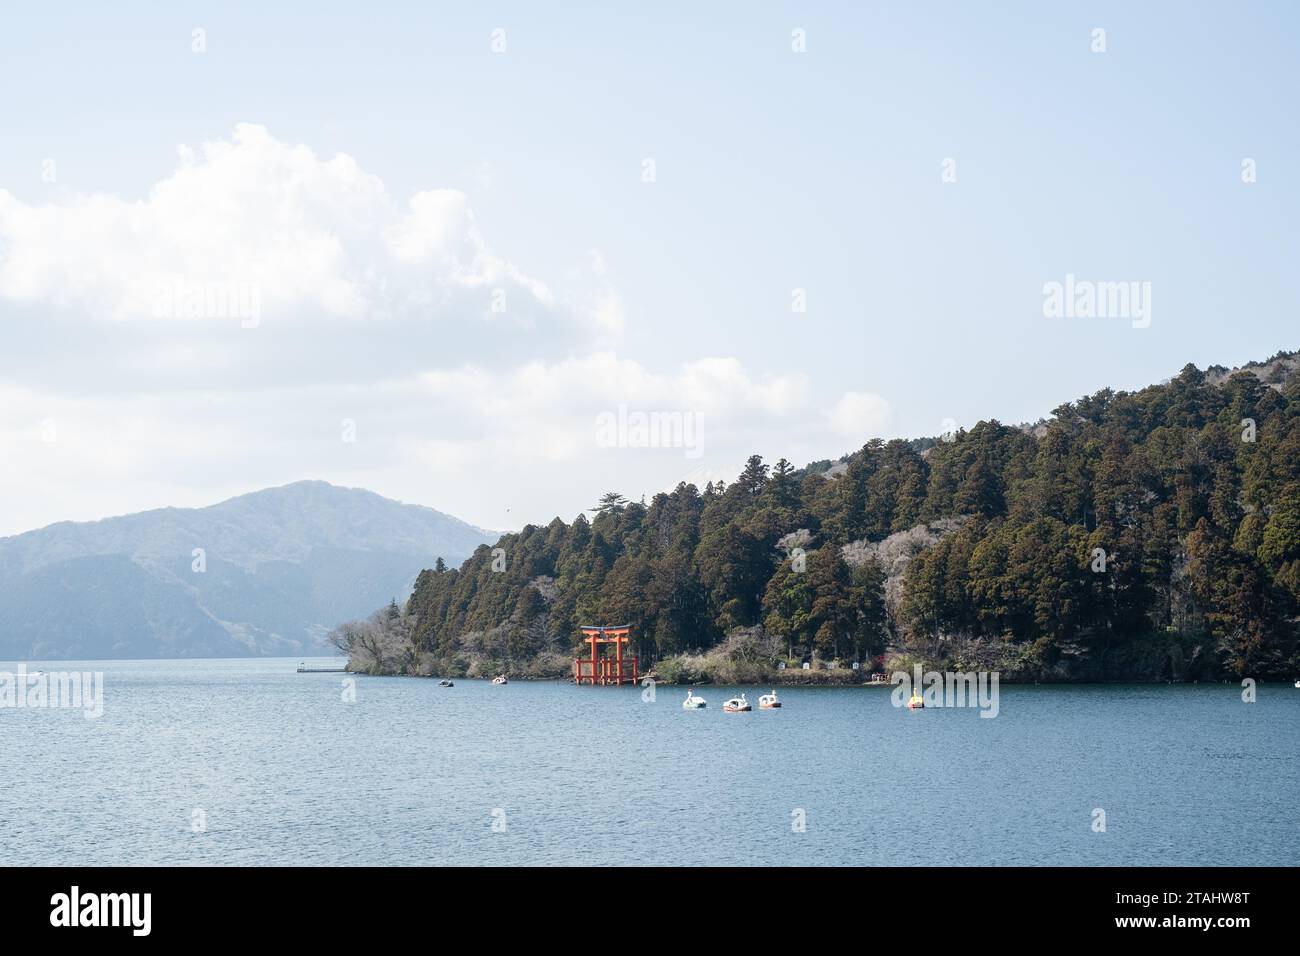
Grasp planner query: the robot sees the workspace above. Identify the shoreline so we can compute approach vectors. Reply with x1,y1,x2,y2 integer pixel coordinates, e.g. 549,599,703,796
341,668,1257,687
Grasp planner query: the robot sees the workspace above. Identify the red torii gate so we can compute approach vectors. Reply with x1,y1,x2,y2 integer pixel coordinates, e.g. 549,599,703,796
574,624,638,685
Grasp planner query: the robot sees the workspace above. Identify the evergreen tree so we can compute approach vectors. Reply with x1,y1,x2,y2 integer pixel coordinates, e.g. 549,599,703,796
384,351,1300,681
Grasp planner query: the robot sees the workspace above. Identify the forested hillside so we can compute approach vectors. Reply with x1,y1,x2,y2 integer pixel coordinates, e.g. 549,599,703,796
336,353,1300,682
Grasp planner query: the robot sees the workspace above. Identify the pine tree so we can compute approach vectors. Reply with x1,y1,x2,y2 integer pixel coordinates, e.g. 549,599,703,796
595,492,629,514
383,350,1300,681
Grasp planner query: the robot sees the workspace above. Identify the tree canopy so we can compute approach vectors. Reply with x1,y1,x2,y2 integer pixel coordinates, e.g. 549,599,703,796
387,355,1300,681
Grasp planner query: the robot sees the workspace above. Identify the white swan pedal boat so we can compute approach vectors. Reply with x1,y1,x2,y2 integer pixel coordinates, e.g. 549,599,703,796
722,694,752,713
683,691,707,709
758,691,781,709
492,676,508,685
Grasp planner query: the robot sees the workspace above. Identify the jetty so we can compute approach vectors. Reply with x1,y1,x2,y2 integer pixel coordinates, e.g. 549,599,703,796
296,665,349,673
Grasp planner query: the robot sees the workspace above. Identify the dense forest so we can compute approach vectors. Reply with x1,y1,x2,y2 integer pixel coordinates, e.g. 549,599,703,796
332,351,1300,682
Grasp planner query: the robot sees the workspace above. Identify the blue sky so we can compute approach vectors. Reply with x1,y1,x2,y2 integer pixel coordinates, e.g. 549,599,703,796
1,2,1297,536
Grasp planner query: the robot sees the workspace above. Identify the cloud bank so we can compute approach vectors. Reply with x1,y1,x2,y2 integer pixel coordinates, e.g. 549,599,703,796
0,125,888,535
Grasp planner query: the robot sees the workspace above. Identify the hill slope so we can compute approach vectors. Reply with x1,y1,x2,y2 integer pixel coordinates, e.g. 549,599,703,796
0,481,494,660
341,350,1300,682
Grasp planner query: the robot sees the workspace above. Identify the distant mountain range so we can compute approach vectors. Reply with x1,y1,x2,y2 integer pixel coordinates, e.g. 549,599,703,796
0,481,495,661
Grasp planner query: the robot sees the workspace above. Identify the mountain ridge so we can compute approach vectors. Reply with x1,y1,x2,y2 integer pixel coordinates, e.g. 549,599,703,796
0,481,496,660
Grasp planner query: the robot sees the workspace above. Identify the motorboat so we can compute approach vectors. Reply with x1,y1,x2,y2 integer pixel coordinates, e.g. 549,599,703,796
722,694,752,713
758,690,781,709
682,690,707,709
492,676,508,685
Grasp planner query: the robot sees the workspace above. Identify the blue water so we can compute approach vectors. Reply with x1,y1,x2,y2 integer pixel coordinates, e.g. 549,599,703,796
2,658,1296,866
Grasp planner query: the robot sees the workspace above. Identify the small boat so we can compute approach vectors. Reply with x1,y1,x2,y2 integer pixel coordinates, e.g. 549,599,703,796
1295,680,1300,689
758,691,781,709
682,690,707,709
907,691,924,709
439,679,454,687
492,676,508,685
722,693,752,713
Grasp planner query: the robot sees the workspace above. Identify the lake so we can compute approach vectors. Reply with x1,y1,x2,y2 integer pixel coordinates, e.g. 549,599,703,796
2,658,1296,866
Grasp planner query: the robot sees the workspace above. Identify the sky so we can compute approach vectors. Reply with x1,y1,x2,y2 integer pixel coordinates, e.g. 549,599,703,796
1,1,1297,538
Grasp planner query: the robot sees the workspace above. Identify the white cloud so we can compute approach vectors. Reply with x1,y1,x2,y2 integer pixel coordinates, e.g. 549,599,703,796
0,124,891,537
590,288,624,336
419,352,801,424
828,391,892,436
0,123,562,331
416,352,873,465
384,189,478,266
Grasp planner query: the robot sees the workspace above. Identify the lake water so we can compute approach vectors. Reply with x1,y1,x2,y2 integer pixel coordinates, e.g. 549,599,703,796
2,657,1297,866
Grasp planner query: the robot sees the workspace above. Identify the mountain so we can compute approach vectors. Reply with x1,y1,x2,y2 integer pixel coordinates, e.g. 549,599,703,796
0,481,495,660
338,349,1300,683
